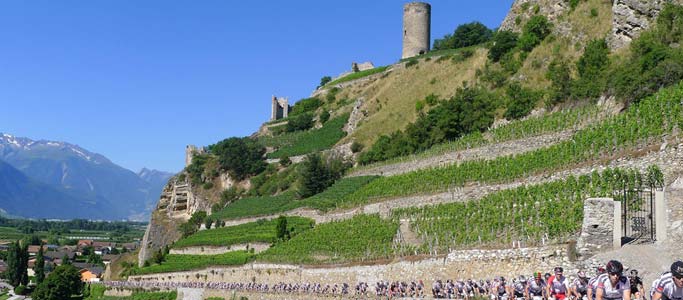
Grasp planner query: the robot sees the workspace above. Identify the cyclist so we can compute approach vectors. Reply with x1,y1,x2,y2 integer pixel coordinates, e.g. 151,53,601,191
589,267,607,300
527,272,547,300
652,261,683,300
492,277,511,300
548,267,571,300
595,260,631,300
628,269,644,300
573,271,590,300
512,275,528,300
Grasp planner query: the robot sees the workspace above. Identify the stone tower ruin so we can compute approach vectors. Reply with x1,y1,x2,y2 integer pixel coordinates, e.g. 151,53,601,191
185,145,205,167
270,96,290,121
402,2,431,59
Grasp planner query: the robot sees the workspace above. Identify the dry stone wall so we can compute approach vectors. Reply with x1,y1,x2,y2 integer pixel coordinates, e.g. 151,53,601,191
577,198,617,257
130,245,575,288
170,243,270,255
220,141,683,231
349,130,576,177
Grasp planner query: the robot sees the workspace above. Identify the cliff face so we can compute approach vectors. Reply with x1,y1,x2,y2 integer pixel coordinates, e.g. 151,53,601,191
608,0,683,48
501,0,682,49
138,175,213,266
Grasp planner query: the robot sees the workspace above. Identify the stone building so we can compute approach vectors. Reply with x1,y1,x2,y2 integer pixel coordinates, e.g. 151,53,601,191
185,145,205,167
402,2,431,59
270,96,290,121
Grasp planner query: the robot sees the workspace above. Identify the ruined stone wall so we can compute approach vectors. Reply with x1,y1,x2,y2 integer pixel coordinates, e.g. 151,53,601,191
402,2,431,59
577,198,617,257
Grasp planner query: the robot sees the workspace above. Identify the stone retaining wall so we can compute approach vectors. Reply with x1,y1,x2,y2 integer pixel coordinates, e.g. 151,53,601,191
170,243,270,255
220,142,683,230
130,245,577,288
349,130,576,177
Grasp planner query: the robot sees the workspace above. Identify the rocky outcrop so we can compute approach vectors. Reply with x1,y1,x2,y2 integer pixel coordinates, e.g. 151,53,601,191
608,0,678,49
138,175,213,266
500,0,568,33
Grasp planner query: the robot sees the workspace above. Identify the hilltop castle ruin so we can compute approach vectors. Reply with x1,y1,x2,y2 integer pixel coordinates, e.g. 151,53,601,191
402,2,431,59
270,96,291,121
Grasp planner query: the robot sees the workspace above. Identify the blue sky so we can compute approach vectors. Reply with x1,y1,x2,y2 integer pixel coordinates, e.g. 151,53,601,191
0,0,513,173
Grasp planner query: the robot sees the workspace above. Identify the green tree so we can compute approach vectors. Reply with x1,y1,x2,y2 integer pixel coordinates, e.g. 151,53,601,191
318,76,332,87
489,30,519,62
211,137,266,181
433,22,492,50
6,240,20,286
546,58,572,104
504,83,540,120
573,39,610,99
34,245,45,285
297,153,331,198
61,253,71,265
32,264,83,300
275,216,290,241
286,112,314,132
152,248,165,264
518,15,552,51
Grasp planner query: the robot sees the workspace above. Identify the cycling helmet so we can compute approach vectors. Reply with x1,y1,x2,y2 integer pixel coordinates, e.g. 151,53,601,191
500,276,505,282
534,272,542,279
554,266,564,273
544,273,551,280
577,271,587,279
630,269,638,276
606,260,624,275
519,275,527,283
671,261,683,278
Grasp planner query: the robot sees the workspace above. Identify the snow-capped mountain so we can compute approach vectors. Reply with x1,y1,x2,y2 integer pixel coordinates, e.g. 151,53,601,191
0,133,174,220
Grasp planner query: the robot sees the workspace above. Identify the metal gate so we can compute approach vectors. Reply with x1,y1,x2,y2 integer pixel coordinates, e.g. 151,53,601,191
619,189,656,244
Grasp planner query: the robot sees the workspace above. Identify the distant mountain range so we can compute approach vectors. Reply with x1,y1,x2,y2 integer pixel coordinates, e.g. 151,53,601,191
0,133,174,220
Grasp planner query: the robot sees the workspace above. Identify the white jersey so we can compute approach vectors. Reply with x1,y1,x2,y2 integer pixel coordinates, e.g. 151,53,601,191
589,276,601,295
654,272,683,300
596,273,630,300
528,279,546,296
549,275,571,295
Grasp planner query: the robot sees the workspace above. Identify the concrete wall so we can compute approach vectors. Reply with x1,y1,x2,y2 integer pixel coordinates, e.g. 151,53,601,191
402,2,431,59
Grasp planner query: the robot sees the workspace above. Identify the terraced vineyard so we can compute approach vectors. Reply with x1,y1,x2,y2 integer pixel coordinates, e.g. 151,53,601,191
213,176,378,220
133,251,254,275
172,217,314,248
394,167,659,252
347,84,682,202
260,113,350,159
257,214,399,264
352,104,604,172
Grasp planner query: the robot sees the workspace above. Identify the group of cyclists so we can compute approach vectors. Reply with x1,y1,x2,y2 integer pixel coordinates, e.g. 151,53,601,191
469,260,682,300
110,259,682,299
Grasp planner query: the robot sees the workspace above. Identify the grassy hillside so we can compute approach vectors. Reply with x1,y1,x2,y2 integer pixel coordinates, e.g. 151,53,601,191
339,48,489,147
